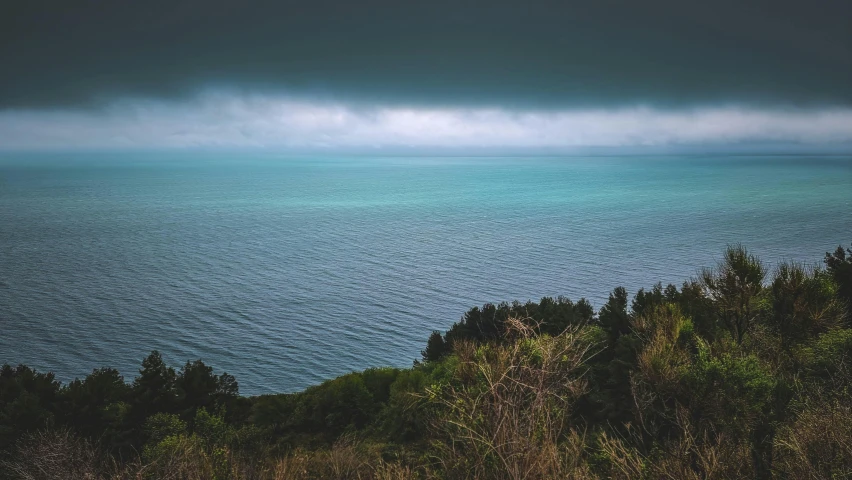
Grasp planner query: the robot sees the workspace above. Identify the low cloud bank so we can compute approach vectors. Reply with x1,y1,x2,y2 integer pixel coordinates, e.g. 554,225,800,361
2,92,851,150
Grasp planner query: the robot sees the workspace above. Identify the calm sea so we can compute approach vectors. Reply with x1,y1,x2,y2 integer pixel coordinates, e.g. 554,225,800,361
1,153,850,394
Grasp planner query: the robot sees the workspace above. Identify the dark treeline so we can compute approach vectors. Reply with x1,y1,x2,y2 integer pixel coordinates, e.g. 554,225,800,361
1,244,851,479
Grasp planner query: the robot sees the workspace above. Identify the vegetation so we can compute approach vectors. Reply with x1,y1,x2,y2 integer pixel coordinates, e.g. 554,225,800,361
2,244,851,479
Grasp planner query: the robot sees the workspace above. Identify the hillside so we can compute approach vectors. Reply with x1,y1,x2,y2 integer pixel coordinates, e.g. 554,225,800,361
2,244,851,479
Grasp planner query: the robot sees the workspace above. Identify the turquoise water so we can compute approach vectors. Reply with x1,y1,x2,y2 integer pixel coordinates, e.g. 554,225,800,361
1,153,850,394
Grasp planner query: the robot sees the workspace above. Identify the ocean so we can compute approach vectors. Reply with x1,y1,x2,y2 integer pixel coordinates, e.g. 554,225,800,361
1,153,850,394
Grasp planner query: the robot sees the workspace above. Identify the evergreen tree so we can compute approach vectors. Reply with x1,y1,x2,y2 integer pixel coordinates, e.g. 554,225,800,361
825,243,852,322
131,351,177,422
422,330,448,362
701,244,767,343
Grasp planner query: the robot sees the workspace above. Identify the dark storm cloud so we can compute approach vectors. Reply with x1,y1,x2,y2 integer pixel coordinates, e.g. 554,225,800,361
1,0,850,109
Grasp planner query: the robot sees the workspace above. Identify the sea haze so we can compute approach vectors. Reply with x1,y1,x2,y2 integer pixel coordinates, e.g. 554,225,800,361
1,153,850,394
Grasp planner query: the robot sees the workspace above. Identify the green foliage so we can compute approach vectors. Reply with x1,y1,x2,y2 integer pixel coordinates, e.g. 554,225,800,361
677,279,717,338
685,352,776,436
701,244,768,344
796,327,852,394
631,282,679,318
770,262,844,347
438,296,594,360
131,351,178,421
360,367,400,405
377,368,432,442
825,243,852,322
175,359,240,422
193,408,229,445
422,330,448,362
0,365,60,449
249,368,402,446
144,412,187,444
598,286,629,343
61,368,130,440
2,243,852,479
300,373,376,434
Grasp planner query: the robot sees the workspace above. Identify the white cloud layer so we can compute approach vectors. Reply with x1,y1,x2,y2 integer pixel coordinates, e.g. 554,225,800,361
1,92,851,150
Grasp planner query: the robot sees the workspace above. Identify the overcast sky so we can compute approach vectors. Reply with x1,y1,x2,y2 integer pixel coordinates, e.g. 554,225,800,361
2,0,851,150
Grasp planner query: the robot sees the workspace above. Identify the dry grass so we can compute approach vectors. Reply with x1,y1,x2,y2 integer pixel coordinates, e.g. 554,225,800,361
774,400,852,479
649,408,753,480
596,430,644,480
0,429,123,480
427,317,597,480
597,407,754,480
0,430,414,480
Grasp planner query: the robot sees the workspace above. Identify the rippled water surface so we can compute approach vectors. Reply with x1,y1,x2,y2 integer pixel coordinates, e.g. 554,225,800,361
1,153,850,393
